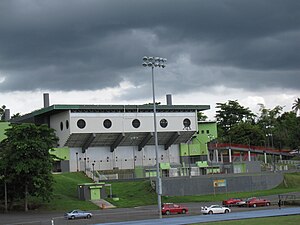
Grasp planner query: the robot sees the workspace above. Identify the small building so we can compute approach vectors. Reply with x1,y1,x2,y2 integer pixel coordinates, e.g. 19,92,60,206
77,182,110,201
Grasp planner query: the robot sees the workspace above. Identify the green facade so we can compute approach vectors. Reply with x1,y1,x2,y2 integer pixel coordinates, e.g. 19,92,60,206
196,161,209,168
179,121,217,157
50,147,70,161
0,122,10,142
90,186,101,200
160,162,171,170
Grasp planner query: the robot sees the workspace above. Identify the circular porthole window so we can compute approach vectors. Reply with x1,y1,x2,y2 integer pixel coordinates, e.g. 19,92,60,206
77,119,86,129
66,120,69,129
160,119,168,128
103,119,112,129
60,122,63,131
183,118,191,128
132,119,141,128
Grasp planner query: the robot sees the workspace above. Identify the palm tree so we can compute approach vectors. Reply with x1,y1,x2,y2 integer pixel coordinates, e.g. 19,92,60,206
292,98,300,116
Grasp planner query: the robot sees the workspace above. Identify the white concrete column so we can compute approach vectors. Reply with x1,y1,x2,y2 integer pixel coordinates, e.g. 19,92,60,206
279,154,282,160
220,152,224,163
214,149,219,163
248,150,251,161
229,148,232,163
207,150,211,162
264,152,267,164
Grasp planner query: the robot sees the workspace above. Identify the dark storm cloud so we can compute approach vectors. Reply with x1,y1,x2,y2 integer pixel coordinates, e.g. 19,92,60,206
0,0,299,99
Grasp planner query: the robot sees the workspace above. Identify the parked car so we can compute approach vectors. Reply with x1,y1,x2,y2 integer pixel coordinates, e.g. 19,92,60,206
246,198,271,207
64,210,92,220
236,197,255,207
222,198,243,207
161,203,188,215
200,205,231,215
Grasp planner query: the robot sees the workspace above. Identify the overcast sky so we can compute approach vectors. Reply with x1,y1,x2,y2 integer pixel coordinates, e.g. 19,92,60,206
0,0,299,119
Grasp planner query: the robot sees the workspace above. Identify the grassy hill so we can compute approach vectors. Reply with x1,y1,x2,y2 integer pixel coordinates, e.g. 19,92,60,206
41,172,99,211
37,172,300,210
278,172,300,188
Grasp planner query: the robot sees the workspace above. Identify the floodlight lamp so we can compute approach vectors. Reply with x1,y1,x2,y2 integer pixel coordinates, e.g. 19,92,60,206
163,58,167,63
154,62,160,67
155,57,160,62
142,62,148,67
148,56,154,62
143,56,148,62
148,62,153,67
161,64,166,68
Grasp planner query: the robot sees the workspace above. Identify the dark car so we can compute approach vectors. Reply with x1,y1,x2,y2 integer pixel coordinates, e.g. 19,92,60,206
64,210,92,220
222,198,243,207
246,198,271,207
161,203,188,215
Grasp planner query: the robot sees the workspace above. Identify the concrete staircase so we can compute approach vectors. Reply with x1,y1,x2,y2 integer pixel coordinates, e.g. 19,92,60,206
91,199,116,209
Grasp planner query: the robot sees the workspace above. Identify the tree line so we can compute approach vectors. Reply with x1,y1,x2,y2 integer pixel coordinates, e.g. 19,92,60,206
215,98,300,151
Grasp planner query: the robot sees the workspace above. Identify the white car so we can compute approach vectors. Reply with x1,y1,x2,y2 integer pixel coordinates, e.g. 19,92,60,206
201,205,231,214
64,210,92,220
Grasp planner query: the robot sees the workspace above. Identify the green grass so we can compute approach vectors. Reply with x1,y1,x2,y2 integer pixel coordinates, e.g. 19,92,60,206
36,172,300,211
191,215,300,225
105,180,158,207
41,172,99,211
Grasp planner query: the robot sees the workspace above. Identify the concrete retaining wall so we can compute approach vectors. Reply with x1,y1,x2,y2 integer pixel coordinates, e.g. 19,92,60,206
161,172,283,196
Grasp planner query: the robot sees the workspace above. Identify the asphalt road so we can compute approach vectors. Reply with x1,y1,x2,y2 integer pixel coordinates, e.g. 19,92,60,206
97,207,300,225
0,202,290,225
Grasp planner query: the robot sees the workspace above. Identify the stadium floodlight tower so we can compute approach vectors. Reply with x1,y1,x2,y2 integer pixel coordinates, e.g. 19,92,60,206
142,56,167,219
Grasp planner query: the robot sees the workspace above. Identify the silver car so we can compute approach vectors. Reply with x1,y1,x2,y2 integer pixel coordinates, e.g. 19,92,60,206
64,210,92,220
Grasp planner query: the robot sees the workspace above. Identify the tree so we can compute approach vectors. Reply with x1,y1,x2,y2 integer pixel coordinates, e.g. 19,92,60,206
257,104,283,126
256,104,284,148
227,122,265,146
197,111,208,121
215,100,256,136
11,113,21,119
275,111,300,150
0,123,58,211
292,98,300,116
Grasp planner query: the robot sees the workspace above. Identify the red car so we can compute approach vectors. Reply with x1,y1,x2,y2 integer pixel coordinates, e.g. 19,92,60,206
246,198,271,207
161,203,188,215
222,198,243,207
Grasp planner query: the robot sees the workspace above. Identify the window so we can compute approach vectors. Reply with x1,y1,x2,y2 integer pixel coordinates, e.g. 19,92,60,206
132,119,141,128
183,118,191,128
60,122,63,131
77,119,86,129
103,119,112,129
160,119,168,128
206,130,210,134
66,120,69,129
201,130,204,134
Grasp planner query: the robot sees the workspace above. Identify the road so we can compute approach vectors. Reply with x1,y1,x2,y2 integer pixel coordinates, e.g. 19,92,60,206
0,202,292,225
97,207,300,225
